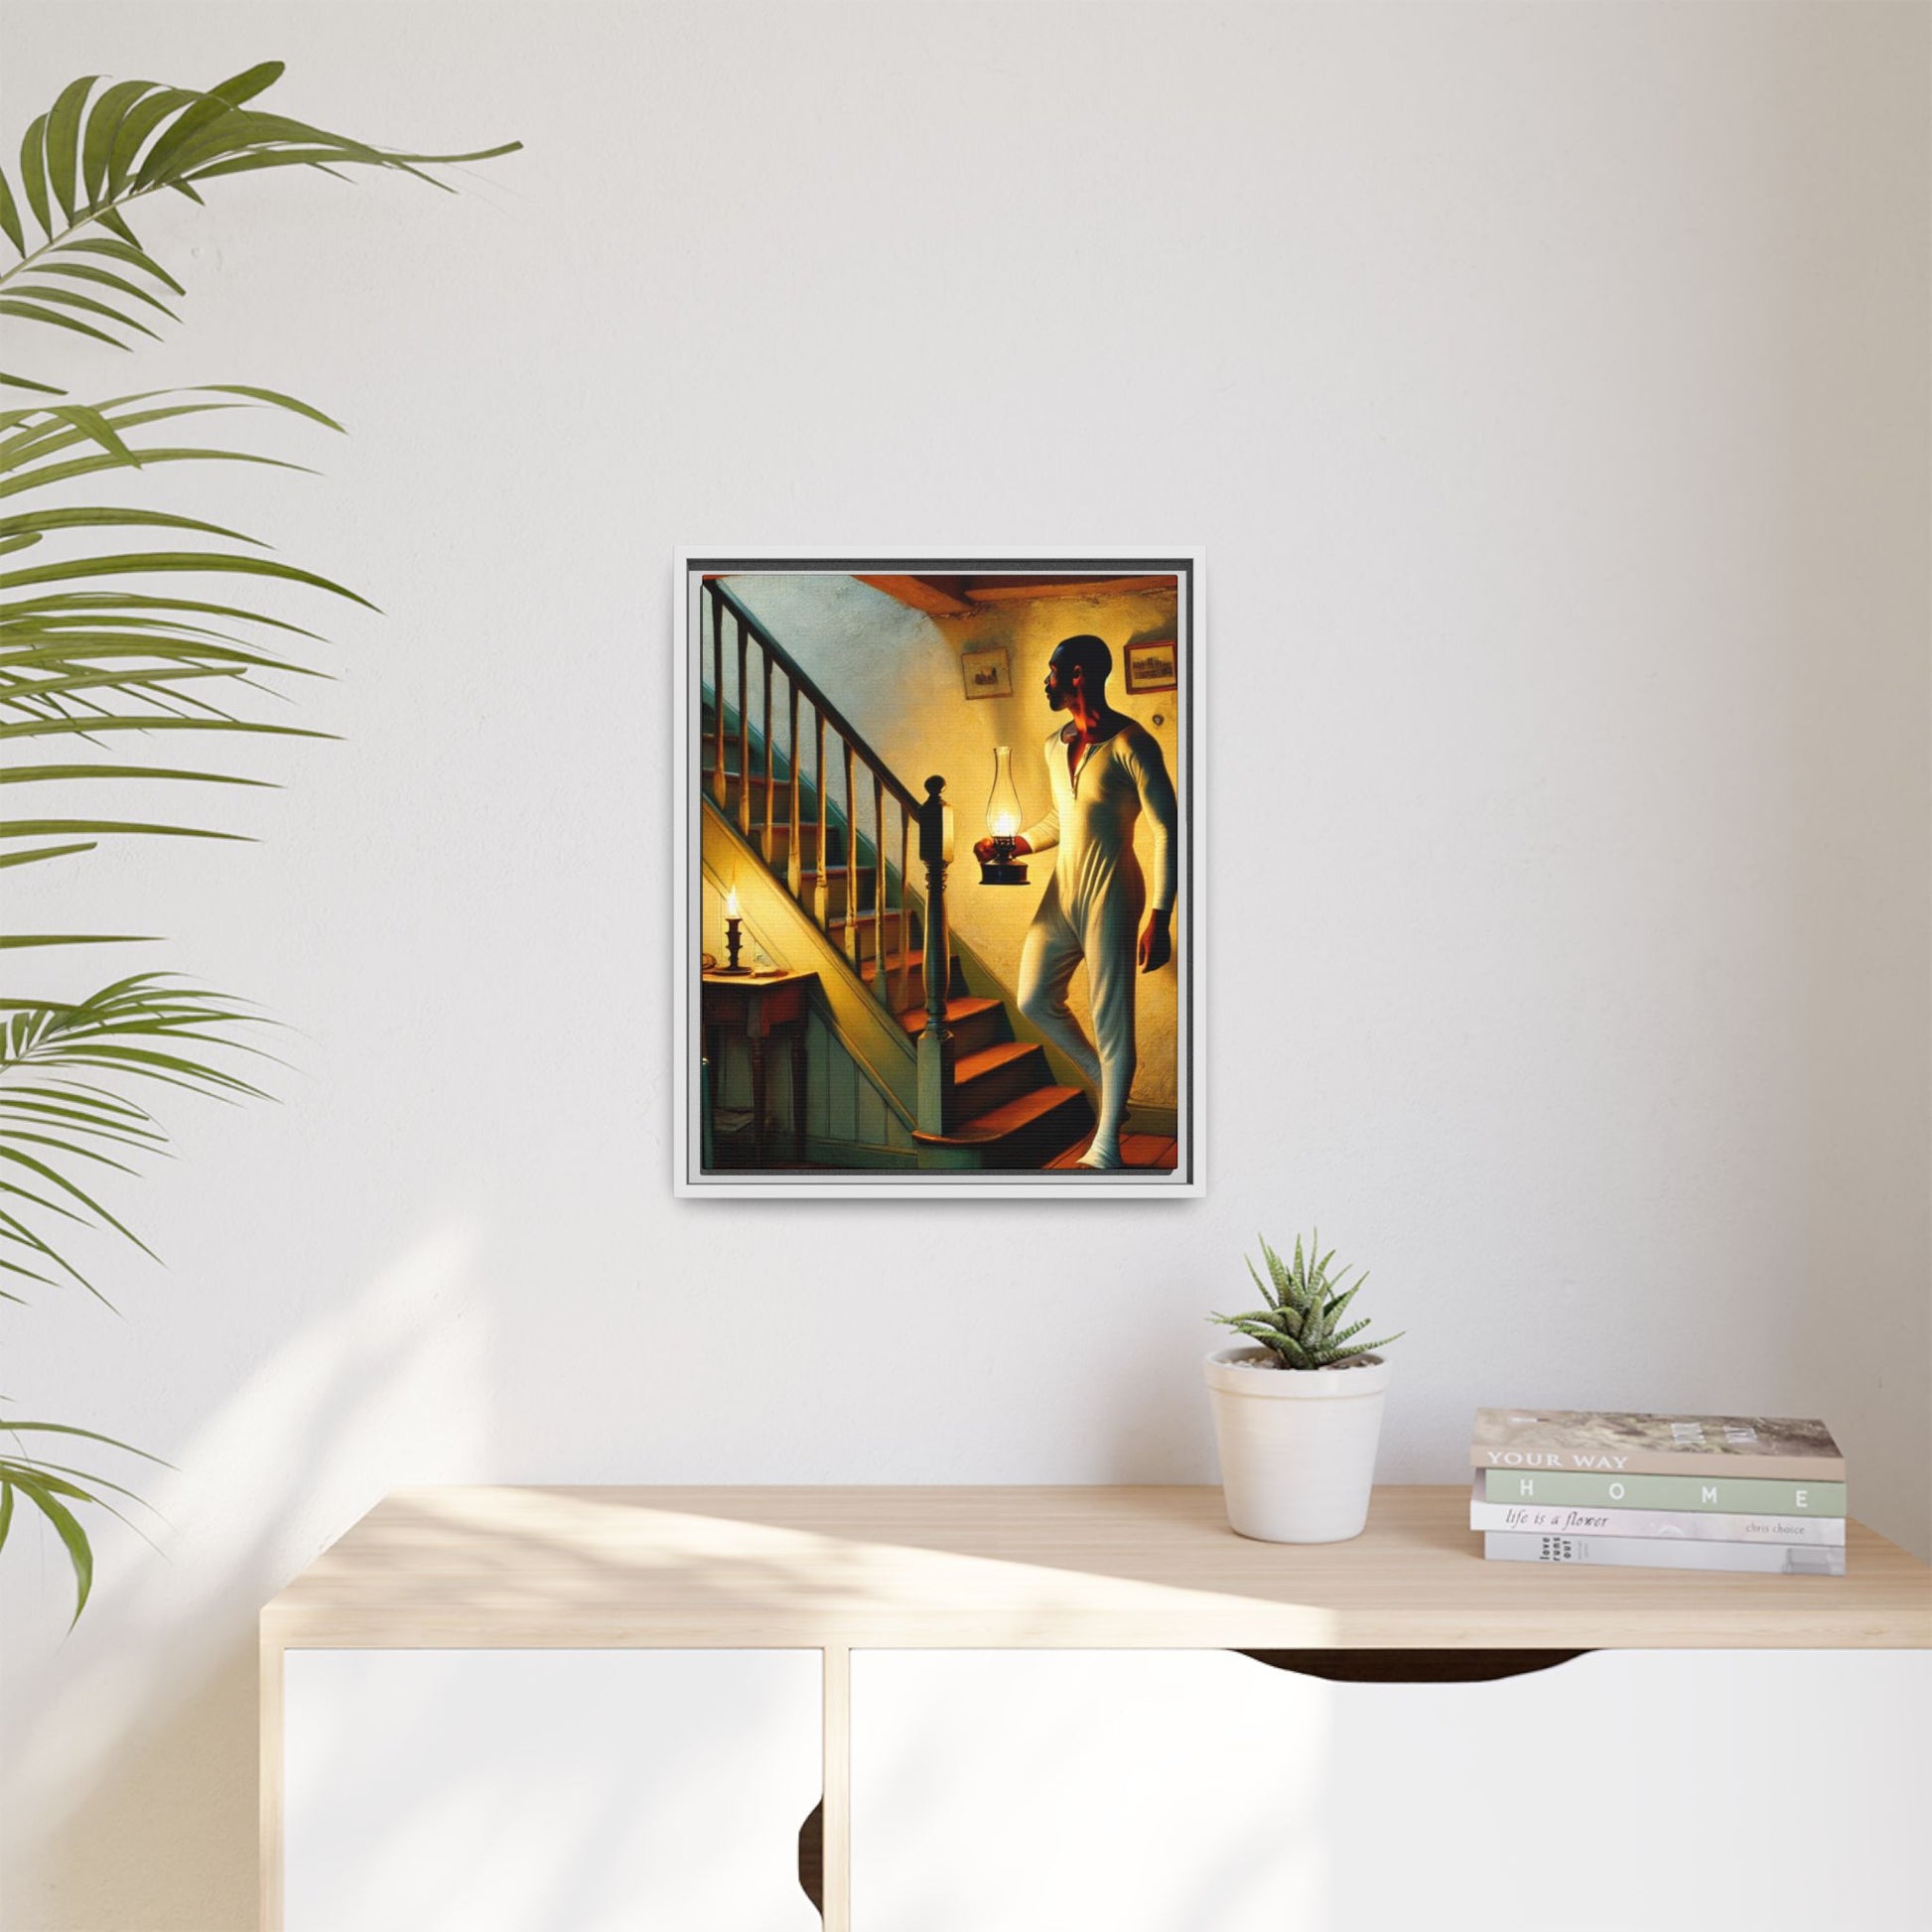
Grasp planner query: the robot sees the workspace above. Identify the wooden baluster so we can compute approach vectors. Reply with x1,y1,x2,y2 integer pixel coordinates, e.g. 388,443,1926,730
735,619,752,837
787,679,802,900
761,651,774,858
897,805,910,1015
872,772,889,1006
915,775,954,1137
709,591,727,808
842,738,859,968
812,709,828,928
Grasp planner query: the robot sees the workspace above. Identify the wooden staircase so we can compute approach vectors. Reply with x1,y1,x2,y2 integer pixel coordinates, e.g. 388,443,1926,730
701,579,1096,1170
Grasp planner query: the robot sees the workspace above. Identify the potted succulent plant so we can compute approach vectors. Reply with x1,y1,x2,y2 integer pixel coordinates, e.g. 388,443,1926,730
1204,1233,1404,1544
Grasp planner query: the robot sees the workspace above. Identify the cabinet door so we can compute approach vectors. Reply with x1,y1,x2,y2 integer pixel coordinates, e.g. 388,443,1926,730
284,1648,821,1932
851,1648,1931,1932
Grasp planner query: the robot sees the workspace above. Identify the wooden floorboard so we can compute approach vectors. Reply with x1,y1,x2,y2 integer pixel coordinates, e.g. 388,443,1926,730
1045,1132,1177,1172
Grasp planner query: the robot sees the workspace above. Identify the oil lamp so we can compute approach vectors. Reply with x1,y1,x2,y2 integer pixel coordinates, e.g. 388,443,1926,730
979,746,1028,885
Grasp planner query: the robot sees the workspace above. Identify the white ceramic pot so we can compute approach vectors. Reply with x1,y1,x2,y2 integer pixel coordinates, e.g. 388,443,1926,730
1203,1346,1392,1543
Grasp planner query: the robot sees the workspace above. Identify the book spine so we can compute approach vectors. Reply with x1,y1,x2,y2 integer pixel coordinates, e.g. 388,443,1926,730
1482,1469,1846,1515
1469,1448,1845,1481
1469,1498,1846,1545
1483,1532,1845,1577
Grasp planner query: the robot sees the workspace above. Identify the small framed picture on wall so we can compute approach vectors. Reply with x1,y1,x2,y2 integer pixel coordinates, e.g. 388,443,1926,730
1123,639,1177,693
960,645,1012,700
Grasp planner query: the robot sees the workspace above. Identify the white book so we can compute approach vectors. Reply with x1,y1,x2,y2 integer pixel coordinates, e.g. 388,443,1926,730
1467,1476,1844,1546
1484,1531,1845,1577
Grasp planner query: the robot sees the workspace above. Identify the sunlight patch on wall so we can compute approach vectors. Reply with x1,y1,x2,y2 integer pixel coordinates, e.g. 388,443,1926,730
6,1220,490,1862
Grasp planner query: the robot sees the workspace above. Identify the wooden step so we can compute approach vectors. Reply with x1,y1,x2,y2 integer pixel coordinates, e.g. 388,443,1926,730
827,906,921,963
701,752,807,788
798,867,878,916
860,950,957,1011
917,1083,1094,1170
708,771,791,805
897,995,1009,1056
765,823,842,867
951,1040,1048,1118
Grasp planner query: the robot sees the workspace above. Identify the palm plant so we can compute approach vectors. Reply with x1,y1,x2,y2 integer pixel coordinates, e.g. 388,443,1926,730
0,61,515,1618
1210,1233,1405,1370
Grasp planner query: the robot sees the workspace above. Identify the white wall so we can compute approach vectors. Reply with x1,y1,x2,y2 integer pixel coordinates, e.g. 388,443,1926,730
4,3,1927,1927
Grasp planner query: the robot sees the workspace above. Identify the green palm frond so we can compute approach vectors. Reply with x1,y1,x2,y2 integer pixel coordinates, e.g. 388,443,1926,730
0,974,269,1306
0,384,354,937
0,1418,170,1622
1210,1231,1405,1370
1,63,519,392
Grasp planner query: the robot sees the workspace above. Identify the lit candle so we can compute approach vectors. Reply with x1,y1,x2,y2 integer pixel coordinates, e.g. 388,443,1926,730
720,883,748,972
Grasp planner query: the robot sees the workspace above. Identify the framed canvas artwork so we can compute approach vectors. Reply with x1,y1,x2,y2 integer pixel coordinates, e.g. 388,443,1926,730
674,556,1204,1197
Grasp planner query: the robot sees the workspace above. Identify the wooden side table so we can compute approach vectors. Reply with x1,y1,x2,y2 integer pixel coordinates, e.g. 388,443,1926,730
700,969,815,1169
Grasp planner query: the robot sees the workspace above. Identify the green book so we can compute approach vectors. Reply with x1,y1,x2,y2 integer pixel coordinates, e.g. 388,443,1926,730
1482,1468,1846,1516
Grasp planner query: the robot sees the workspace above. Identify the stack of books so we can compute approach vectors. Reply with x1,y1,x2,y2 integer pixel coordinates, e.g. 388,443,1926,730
1470,1408,1846,1577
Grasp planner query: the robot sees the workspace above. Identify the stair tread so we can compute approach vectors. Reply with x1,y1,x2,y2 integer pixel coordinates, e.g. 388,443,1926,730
828,909,912,929
925,1084,1086,1145
858,949,927,980
954,1040,1040,1081
897,995,1000,1035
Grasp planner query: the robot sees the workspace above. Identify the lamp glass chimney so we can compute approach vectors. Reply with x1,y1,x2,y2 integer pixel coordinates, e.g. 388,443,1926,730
987,747,1022,841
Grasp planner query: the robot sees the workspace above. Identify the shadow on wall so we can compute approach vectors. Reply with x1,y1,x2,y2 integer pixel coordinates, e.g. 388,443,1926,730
3,1223,489,1932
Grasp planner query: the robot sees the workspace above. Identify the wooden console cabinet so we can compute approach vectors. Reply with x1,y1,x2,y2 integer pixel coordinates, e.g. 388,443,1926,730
261,1486,1932,1929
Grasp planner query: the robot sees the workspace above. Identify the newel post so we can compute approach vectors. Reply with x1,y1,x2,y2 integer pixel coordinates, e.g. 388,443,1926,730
916,774,955,1137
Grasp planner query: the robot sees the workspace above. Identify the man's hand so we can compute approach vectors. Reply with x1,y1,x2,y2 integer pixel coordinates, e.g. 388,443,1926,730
974,834,1032,863
1138,908,1173,973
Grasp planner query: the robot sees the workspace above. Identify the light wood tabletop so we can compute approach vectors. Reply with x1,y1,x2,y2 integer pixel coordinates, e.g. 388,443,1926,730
261,1483,1932,1651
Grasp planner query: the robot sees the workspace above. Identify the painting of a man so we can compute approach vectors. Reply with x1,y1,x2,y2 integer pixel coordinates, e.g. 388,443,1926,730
975,634,1177,1171
679,558,1200,1196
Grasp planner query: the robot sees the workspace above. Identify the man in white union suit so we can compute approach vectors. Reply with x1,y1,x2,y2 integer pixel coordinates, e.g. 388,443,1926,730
975,634,1178,1171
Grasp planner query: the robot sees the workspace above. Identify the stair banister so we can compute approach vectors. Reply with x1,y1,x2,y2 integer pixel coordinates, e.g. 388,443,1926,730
706,580,922,821
702,576,956,1138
